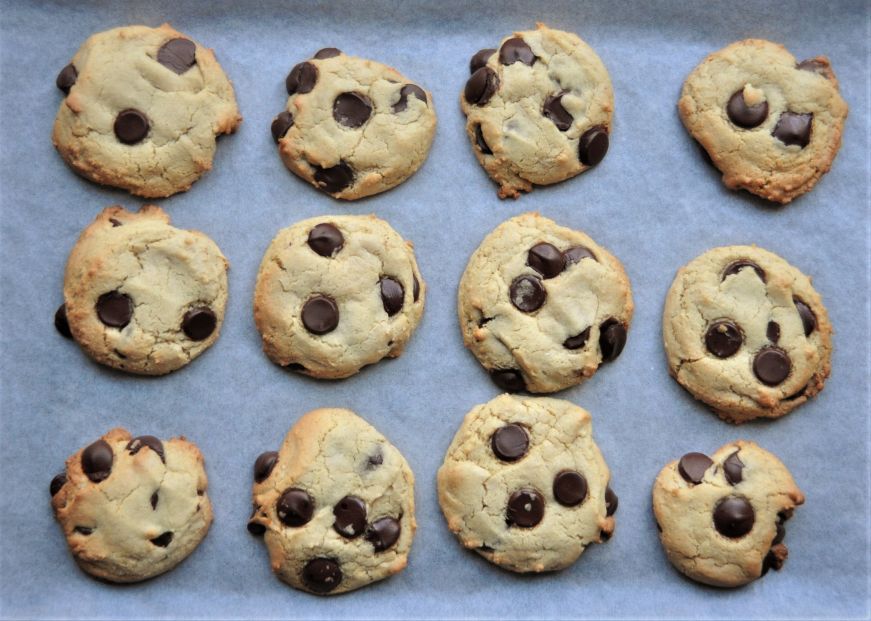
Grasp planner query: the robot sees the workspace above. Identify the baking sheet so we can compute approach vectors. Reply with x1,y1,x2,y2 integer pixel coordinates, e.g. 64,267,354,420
1,0,869,618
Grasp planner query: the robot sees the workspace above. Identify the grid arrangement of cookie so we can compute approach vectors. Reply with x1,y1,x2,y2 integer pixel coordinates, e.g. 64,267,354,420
47,21,843,595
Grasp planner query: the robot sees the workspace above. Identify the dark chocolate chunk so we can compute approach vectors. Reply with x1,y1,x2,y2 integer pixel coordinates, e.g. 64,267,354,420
772,112,812,148
723,259,766,282
553,470,587,507
182,307,216,341
705,320,743,358
126,436,165,463
302,558,342,593
81,439,113,483
474,123,492,155
114,109,149,145
726,89,768,128
753,348,791,386
253,451,278,483
277,488,314,527
150,491,159,510
464,67,499,105
564,246,596,265
150,531,173,547
678,452,713,484
767,321,781,343
509,275,545,312
301,295,339,334
56,64,77,94
380,277,404,316
333,92,372,128
50,473,67,497
499,37,536,66
271,111,294,142
578,126,609,166
307,223,344,257
333,496,367,538
55,304,72,339
490,424,529,462
713,496,755,538
157,38,196,74
507,488,544,528
469,48,496,73
286,62,318,95
527,243,565,279
563,327,591,350
96,291,133,328
490,369,526,393
543,92,573,131
392,84,427,113
365,517,401,551
605,485,618,516
598,319,627,362
313,161,354,194
314,47,341,59
723,451,744,485
794,298,816,336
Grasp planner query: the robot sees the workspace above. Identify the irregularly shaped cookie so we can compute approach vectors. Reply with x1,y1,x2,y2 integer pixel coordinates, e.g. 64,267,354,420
271,48,436,200
438,394,617,573
679,39,848,204
53,24,241,197
458,213,632,393
247,408,415,595
50,428,212,583
461,23,613,198
253,215,425,378
663,245,831,423
652,440,804,587
60,205,229,375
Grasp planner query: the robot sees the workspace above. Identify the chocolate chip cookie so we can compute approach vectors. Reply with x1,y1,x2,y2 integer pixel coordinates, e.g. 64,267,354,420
60,205,229,375
53,24,241,197
663,245,831,423
652,441,804,587
50,428,212,583
462,23,613,198
248,408,415,594
438,394,616,573
679,39,848,203
458,213,632,393
253,215,425,378
272,47,436,200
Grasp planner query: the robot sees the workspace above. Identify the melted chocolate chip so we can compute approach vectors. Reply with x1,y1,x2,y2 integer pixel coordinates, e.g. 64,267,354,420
314,47,341,59
74,526,93,535
678,452,713,484
499,37,536,66
380,277,404,316
753,348,791,386
150,491,159,510
182,307,216,341
543,92,573,131
507,488,544,528
313,161,354,194
767,321,781,343
286,61,318,95
723,451,744,485
579,126,609,166
605,486,618,516
726,90,768,128
509,275,545,312
271,111,294,142
109,218,123,227
412,275,420,302
247,520,266,536
367,451,383,469
464,67,499,105
126,436,165,463
773,520,786,545
56,64,77,94
253,451,278,483
563,327,591,350
392,84,427,113
599,319,627,362
96,291,133,328
797,58,832,79
302,558,342,592
794,298,816,336
705,320,743,358
469,48,496,73
50,473,67,497
490,369,526,393
301,295,339,334
553,471,587,507
474,123,492,154
81,439,113,483
564,246,596,265
114,109,149,144
723,259,766,282
307,223,344,257
55,304,72,339
527,243,565,279
277,488,314,527
333,92,372,128
333,496,367,538
491,424,529,462
772,112,813,148
157,38,196,74
365,517,401,551
150,531,173,547
713,496,755,538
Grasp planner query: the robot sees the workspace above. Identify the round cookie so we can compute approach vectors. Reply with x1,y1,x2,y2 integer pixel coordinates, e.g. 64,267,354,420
247,408,415,595
253,215,425,378
271,47,436,200
679,39,848,204
461,23,613,198
652,441,804,588
437,394,617,573
50,428,213,583
61,205,229,375
662,245,831,423
53,24,242,198
458,212,632,393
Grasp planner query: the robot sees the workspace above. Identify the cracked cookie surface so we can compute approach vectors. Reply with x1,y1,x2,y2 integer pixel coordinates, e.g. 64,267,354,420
437,394,616,573
50,428,212,583
272,48,436,200
662,245,831,423
462,23,613,198
62,204,229,375
53,23,241,198
247,408,415,595
253,215,425,379
679,39,848,204
652,440,804,588
458,212,632,394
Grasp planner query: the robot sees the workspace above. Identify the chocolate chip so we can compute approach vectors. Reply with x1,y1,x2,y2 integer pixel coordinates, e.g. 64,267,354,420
109,218,123,227
761,546,787,575
713,496,755,538
797,59,831,78
773,520,786,545
543,92,573,131
553,471,587,507
333,496,367,538
605,486,618,516
599,319,627,362
74,526,93,535
527,243,565,279
784,384,808,401
772,112,813,148
50,473,67,497
301,295,339,334
723,259,766,282
767,321,781,343
271,111,294,142
286,61,318,95
157,38,196,74
150,531,173,547
253,451,278,483
313,161,354,194
474,123,492,155
302,558,342,593
778,508,794,522
794,298,816,336
307,223,344,257
182,307,216,341
509,275,545,312
491,423,529,462
678,452,713,484
464,67,499,106
392,84,426,113
314,47,341,59
277,488,314,527
56,64,77,94
507,488,544,528
412,275,420,302
600,528,612,541
579,126,609,166
96,291,133,328
469,48,496,73
705,320,743,358
499,37,536,66
563,327,591,350
726,89,768,128
333,92,372,128
150,491,159,510
55,304,72,339
380,277,404,316
723,451,744,485
81,439,113,483
247,520,266,536
126,435,165,463
753,347,791,386
564,246,596,265
490,369,526,393
367,451,383,469
113,109,149,145
366,517,401,551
